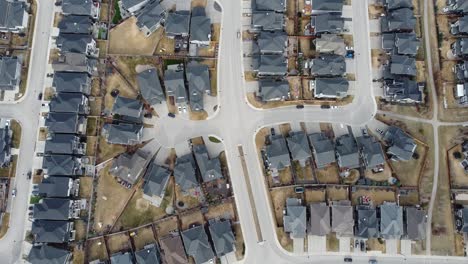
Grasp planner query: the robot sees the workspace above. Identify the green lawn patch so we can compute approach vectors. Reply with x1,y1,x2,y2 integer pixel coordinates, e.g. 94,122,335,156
208,136,221,143
29,196,41,204
112,0,122,24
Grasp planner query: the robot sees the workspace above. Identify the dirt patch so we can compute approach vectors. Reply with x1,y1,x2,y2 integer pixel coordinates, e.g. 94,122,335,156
175,185,201,210
109,17,162,55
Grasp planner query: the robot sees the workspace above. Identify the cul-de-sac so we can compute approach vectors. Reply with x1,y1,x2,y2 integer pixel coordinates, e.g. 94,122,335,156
1,0,468,263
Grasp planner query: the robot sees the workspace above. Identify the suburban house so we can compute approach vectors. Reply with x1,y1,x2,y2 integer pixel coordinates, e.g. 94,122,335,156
109,150,150,186
382,126,417,161
111,95,144,123
159,233,189,264
142,163,171,207
252,12,284,31
102,123,143,146
44,134,85,156
135,243,162,264
257,31,288,54
309,54,346,77
136,0,166,36
0,56,21,91
52,72,91,95
49,93,90,115
455,82,468,105
254,54,288,77
42,154,83,176
314,34,346,56
451,16,468,35
181,225,215,264
379,202,404,239
120,0,149,15
137,67,165,105
389,55,417,76
62,0,100,19
58,15,93,34
335,134,360,176
452,38,468,58
381,8,416,32
38,176,76,198
306,0,344,15
193,144,223,182
383,78,423,103
283,198,307,238
355,206,379,239
258,80,290,102
382,33,420,56
31,220,75,243
331,200,354,237
28,245,71,264
383,0,413,10
208,219,236,257
310,14,344,35
165,11,190,38
190,7,211,46
308,132,336,169
265,134,291,177
455,207,468,233
52,52,97,75
0,121,12,168
312,77,349,99
455,61,468,81
309,203,331,236
45,112,87,135
174,154,199,193
356,135,385,173
164,68,188,111
0,0,29,33
254,0,286,12
444,0,468,14
286,131,311,167
33,198,78,221
110,252,133,264
404,207,426,241
187,62,211,112
56,33,98,57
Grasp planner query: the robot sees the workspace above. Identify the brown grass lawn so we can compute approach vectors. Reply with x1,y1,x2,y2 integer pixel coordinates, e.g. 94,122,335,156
86,117,98,136
390,144,426,187
351,187,396,206
180,210,205,230
233,223,245,260
189,110,208,120
270,187,302,226
86,136,97,157
0,213,9,239
326,233,339,252
278,167,293,185
79,176,93,199
365,162,392,182
0,155,17,178
116,56,160,88
87,237,108,262
93,164,133,233
398,190,420,206
326,186,349,201
204,201,236,221
72,247,85,264
449,145,468,188
316,164,340,184
106,233,131,254
74,220,87,241
97,136,126,163
108,17,161,55
367,238,386,253
90,97,103,116
10,120,21,148
133,226,156,250
304,188,326,204
154,216,178,237
104,73,138,111
276,227,293,252
175,185,201,211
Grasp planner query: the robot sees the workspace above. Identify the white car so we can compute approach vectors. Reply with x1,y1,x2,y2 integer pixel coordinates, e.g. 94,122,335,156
12,188,16,198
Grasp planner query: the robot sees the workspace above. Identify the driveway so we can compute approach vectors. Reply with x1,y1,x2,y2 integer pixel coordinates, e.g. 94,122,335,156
386,239,398,254
308,235,326,253
293,237,305,254
339,237,351,253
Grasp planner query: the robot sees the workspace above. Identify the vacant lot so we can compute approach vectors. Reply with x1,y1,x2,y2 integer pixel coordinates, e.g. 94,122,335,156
109,17,161,55
87,237,108,262
133,226,156,250
270,187,302,226
106,233,131,254
93,164,133,233
351,187,396,206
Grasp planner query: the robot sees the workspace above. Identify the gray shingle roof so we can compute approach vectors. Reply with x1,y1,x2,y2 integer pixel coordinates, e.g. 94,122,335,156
28,245,71,264
181,225,214,264
284,204,307,238
311,14,344,34
390,55,416,76
38,176,72,198
384,77,422,102
112,95,143,121
174,154,199,191
395,33,420,56
256,54,287,76
58,15,93,34
311,0,344,12
193,144,223,182
309,203,331,236
255,0,286,12
42,155,81,176
136,1,166,34
257,31,287,54
160,234,189,264
266,135,291,171
313,77,349,98
32,220,71,243
446,0,468,14
355,206,379,238
62,0,93,16
331,201,354,237
138,68,165,105
33,198,71,221
380,203,404,239
0,0,27,31
121,0,147,11
308,133,336,169
383,126,416,161
381,8,416,32
384,0,413,10
258,80,290,101
164,69,187,104
0,126,11,167
405,207,426,240
45,112,84,134
252,12,284,31
452,38,468,57
49,93,88,114
44,134,82,155
190,15,211,43
208,220,236,256
143,163,171,198
315,34,346,56
56,33,94,54
52,52,97,74
356,136,385,170
110,252,134,264
0,56,21,91
110,150,149,185
53,72,90,94
135,243,161,264
166,12,190,36
287,131,311,163
187,62,210,112
104,123,143,146
310,54,346,77
336,134,360,169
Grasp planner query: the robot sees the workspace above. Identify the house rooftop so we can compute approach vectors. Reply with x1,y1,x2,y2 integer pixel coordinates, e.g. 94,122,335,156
190,13,211,43
380,203,404,239
110,150,150,185
166,12,190,36
381,8,416,32
49,93,88,114
174,154,199,191
138,68,165,105
312,14,344,34
315,34,346,56
308,133,336,169
164,68,187,104
310,54,346,77
193,144,223,182
112,95,143,121
356,135,385,170
255,54,287,76
287,131,311,163
0,56,20,91
42,154,81,176
44,134,82,155
58,15,93,34
143,163,171,198
28,245,71,264
186,62,210,112
390,55,416,76
255,0,286,12
384,0,413,10
384,77,422,103
0,0,27,31
309,203,331,236
311,0,344,12
257,31,288,54
135,244,162,264
258,80,290,102
136,1,166,35
383,126,416,161
160,233,188,264
53,71,90,94
355,206,379,239
395,33,420,56
336,134,360,169
252,12,284,31
209,220,236,256
62,0,94,16
38,176,72,198
45,112,84,134
181,225,214,264
104,123,143,146
331,201,354,237
405,207,426,240
284,203,307,238
110,251,133,264
56,33,94,54
31,220,71,243
266,135,291,171
314,77,349,98
33,198,71,221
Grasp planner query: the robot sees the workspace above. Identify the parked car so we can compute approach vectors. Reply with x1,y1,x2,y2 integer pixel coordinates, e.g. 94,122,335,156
11,188,16,198
296,104,304,109
38,93,43,100
321,104,331,109
294,186,304,194
369,259,377,264
344,257,353,262
168,113,176,118
270,128,275,136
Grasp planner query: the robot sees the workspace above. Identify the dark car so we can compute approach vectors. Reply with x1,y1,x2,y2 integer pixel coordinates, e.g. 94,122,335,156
296,104,304,109
321,104,331,109
168,113,176,118
344,257,353,262
38,93,43,100
294,186,304,194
